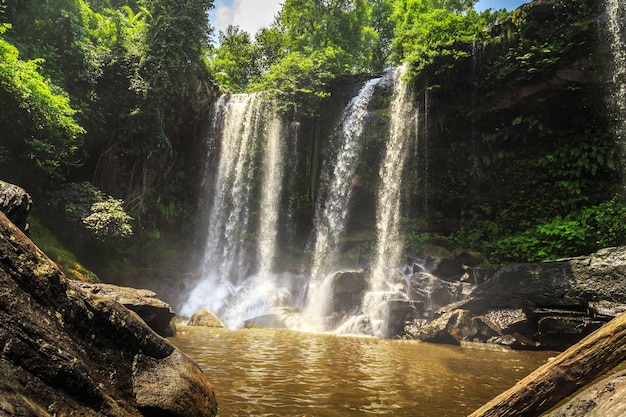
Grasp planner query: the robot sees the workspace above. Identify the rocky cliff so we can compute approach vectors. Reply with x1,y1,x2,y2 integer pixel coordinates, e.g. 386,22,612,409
0,211,218,416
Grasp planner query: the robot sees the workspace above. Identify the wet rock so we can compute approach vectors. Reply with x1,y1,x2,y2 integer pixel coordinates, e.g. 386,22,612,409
589,300,626,318
73,281,176,337
387,299,421,338
189,308,226,328
244,314,288,329
331,268,368,314
0,179,31,233
453,249,485,267
471,247,626,310
484,308,532,335
409,273,467,318
0,212,218,416
472,315,502,341
133,349,218,417
426,257,466,281
487,333,539,350
409,309,477,345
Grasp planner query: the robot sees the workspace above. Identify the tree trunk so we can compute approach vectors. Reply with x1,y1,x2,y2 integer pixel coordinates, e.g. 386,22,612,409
467,311,626,417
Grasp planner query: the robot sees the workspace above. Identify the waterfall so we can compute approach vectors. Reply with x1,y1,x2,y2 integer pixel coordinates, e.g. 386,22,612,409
181,94,292,327
258,116,285,276
305,77,381,329
370,64,415,292
607,0,626,175
365,64,417,338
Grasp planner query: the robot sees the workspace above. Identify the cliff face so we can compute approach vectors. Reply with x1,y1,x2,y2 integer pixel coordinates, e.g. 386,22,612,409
304,0,619,264
405,0,614,237
0,211,218,416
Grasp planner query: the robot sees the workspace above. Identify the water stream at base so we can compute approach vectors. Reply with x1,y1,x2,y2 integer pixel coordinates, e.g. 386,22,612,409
171,326,554,417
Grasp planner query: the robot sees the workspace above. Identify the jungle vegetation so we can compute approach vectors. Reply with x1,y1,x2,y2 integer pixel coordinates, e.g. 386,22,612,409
0,0,624,280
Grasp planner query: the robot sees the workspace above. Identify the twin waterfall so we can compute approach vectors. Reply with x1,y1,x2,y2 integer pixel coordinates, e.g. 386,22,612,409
182,66,417,335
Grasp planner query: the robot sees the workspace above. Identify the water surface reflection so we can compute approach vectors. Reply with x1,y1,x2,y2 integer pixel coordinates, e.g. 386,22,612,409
171,326,552,417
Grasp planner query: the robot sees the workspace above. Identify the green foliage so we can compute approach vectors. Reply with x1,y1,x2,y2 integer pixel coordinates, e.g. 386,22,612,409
210,25,261,92
489,196,626,263
252,49,339,116
483,0,597,88
83,197,134,241
391,3,488,80
49,182,133,242
29,216,99,282
213,0,379,115
0,31,84,183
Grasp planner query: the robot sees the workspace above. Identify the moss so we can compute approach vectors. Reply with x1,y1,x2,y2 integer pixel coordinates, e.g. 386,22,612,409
28,216,99,283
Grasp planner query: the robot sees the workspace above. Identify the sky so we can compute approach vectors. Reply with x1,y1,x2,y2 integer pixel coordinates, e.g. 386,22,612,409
209,0,529,40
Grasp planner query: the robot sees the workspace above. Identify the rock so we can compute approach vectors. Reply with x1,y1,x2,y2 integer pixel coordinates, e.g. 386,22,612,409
542,369,626,417
133,349,218,417
73,281,176,337
387,299,421,338
409,272,466,318
244,314,288,329
453,249,485,267
0,212,218,416
484,308,532,335
409,309,477,345
0,179,31,233
189,308,226,328
425,257,466,281
471,247,626,310
537,315,605,350
331,269,368,314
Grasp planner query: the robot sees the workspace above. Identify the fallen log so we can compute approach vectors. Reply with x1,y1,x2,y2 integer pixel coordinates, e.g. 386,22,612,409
467,311,626,417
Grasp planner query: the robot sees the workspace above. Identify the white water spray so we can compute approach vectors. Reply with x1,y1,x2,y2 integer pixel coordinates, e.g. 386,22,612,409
370,64,415,292
306,77,381,329
607,0,626,154
181,95,293,327
258,116,285,276
365,65,417,337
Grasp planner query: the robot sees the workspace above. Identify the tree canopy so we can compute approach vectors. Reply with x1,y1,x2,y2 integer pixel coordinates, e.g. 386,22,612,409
207,0,497,115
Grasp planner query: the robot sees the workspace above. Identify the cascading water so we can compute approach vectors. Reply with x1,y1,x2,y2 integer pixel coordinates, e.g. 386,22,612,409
181,94,298,327
607,0,626,175
370,65,415,293
258,116,285,276
183,70,419,335
305,77,382,330
361,65,417,338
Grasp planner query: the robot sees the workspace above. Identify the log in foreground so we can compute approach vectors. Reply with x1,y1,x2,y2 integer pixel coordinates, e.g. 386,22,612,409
467,311,626,417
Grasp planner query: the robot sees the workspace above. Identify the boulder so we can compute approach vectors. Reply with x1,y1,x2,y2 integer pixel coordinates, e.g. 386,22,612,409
0,179,31,233
330,269,368,314
244,314,288,329
471,247,626,310
408,309,477,345
0,212,218,416
408,272,466,318
483,308,531,335
189,308,226,328
387,299,421,337
73,281,177,337
413,248,626,349
133,349,218,417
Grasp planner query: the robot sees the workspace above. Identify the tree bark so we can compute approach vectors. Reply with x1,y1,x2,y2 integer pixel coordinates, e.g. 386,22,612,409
467,311,626,417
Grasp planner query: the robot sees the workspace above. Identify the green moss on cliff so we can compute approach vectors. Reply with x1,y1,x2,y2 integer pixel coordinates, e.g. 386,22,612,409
28,216,99,283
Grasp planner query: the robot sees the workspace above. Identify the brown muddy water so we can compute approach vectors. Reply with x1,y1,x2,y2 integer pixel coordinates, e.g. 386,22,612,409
170,326,553,417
